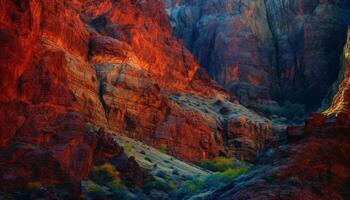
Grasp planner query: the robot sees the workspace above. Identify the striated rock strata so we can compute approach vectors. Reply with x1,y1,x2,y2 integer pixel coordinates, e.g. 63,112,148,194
0,0,273,193
165,0,350,108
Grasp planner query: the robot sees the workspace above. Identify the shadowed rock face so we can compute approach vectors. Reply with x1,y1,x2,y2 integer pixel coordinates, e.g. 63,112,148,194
265,0,350,108
165,0,276,105
207,28,350,200
165,0,350,108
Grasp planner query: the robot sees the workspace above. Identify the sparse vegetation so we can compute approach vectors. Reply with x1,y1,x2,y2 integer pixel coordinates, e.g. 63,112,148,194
124,142,134,156
90,163,120,185
86,182,105,197
144,178,173,192
159,144,168,154
203,167,249,188
255,101,306,122
198,156,233,172
141,157,250,199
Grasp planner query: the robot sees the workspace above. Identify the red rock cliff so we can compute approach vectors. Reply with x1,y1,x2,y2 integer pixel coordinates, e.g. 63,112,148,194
0,1,273,193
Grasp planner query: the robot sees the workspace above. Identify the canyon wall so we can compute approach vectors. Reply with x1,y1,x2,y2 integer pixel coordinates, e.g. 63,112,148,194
165,0,276,105
0,1,273,193
165,0,350,108
209,27,350,200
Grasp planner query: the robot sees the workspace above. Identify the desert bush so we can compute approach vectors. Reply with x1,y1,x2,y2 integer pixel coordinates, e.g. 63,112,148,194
173,178,204,199
144,178,171,192
91,163,120,185
159,144,168,154
124,142,134,156
169,181,177,190
203,166,249,188
86,182,105,197
108,179,122,190
198,156,233,172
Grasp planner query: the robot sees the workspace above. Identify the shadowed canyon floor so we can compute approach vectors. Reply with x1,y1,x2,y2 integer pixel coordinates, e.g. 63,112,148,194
0,0,350,199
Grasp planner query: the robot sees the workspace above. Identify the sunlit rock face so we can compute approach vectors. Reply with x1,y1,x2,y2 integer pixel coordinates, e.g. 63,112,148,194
325,28,350,116
0,1,273,189
165,0,350,108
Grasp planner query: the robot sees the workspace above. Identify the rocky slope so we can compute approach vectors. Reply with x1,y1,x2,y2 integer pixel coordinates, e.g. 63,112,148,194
0,0,273,194
165,0,350,108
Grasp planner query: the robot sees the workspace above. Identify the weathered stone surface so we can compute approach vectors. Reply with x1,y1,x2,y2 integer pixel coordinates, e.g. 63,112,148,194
82,0,273,162
208,28,350,200
165,0,276,105
0,0,146,192
265,0,350,108
83,0,199,90
0,1,274,197
226,114,272,161
165,0,350,108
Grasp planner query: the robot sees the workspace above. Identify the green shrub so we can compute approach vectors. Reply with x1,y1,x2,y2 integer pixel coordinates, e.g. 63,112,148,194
144,178,170,192
203,166,249,188
107,179,121,190
174,179,203,199
124,142,134,156
182,180,197,193
86,182,105,197
198,156,233,172
159,144,168,154
168,181,177,190
90,163,120,185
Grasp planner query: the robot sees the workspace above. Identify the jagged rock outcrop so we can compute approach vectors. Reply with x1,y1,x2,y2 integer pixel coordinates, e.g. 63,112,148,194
165,0,350,108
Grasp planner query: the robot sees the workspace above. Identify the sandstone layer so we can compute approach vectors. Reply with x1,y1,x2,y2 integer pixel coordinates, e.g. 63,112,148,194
0,0,273,193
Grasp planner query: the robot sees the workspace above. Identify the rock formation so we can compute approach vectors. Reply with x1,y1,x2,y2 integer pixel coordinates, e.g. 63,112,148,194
165,0,276,105
0,0,273,193
165,0,350,108
208,27,350,200
2,0,348,199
